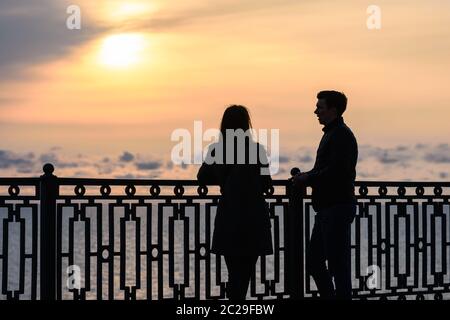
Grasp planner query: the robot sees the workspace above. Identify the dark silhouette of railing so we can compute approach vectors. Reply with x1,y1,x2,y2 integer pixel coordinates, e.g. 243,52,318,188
0,164,449,300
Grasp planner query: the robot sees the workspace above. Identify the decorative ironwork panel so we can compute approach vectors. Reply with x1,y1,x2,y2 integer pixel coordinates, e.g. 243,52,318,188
0,179,39,300
54,180,291,300
303,182,450,300
1,172,449,301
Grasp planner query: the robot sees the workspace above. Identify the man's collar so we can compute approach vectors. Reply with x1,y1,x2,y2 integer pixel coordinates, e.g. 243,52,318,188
322,116,344,132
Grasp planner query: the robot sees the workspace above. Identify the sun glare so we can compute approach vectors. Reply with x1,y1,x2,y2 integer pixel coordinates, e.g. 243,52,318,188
98,34,146,68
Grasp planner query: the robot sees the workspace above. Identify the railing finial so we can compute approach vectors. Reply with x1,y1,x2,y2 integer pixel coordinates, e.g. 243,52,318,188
43,163,55,176
290,167,300,176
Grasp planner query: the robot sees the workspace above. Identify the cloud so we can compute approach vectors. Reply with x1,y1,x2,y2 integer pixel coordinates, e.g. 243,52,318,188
280,143,450,181
425,154,450,163
115,173,160,179
377,152,399,164
115,173,136,179
0,143,448,181
119,151,135,162
0,97,23,106
0,0,301,79
424,144,450,163
38,152,79,168
0,150,34,169
415,144,427,149
358,145,413,165
136,161,162,170
16,167,33,174
278,156,289,163
95,164,114,175
0,0,105,79
298,154,313,163
289,146,315,163
38,153,58,164
120,0,301,32
72,170,95,178
396,145,409,151
361,143,450,165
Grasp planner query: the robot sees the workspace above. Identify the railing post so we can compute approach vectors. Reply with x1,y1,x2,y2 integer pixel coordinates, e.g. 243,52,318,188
40,163,58,300
286,168,305,299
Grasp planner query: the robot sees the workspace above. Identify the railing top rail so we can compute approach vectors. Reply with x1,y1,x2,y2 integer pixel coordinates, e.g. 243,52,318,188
0,177,40,185
56,178,291,186
56,178,450,187
355,181,450,187
0,176,449,187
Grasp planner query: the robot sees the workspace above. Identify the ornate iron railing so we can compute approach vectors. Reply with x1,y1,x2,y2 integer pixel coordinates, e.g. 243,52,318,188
0,164,449,300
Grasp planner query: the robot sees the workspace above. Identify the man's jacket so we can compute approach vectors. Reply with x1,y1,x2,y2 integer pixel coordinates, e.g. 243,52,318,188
307,117,358,212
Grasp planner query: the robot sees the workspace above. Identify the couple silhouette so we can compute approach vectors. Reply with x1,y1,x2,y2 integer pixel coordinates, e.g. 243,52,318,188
197,90,358,300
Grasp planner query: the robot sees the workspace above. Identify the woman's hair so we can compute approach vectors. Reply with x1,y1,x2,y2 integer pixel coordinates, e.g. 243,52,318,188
220,105,252,136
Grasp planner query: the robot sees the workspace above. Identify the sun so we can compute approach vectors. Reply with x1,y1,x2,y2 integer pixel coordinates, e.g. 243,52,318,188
98,34,145,68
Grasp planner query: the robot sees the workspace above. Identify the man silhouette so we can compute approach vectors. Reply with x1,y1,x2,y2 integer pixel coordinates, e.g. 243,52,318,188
294,90,358,299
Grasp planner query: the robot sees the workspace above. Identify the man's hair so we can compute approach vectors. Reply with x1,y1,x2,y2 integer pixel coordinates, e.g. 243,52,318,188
317,90,348,115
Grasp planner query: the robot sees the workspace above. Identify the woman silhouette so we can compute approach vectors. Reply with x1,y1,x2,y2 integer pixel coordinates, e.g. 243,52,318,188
197,105,273,300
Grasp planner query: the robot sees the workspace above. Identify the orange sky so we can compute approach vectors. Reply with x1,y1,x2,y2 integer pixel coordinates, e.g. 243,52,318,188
0,0,449,157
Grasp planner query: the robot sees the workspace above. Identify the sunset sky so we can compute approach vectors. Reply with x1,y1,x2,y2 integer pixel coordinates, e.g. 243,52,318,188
0,0,449,180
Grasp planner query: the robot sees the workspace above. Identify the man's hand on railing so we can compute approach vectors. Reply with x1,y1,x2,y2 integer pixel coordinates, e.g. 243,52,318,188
292,173,308,188
289,167,307,189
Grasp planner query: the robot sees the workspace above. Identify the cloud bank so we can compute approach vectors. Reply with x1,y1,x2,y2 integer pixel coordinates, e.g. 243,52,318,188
0,143,448,181
0,0,105,79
